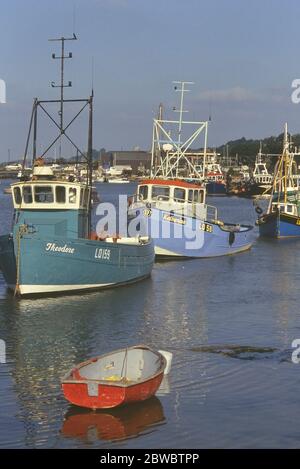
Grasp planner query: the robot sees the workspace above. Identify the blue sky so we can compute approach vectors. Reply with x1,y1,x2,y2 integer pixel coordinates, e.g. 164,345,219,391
1,0,300,161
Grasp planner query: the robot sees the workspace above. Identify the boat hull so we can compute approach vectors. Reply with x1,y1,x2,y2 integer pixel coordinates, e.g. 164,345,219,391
62,373,164,409
0,234,154,296
258,212,300,238
134,207,254,258
206,181,227,195
241,183,272,198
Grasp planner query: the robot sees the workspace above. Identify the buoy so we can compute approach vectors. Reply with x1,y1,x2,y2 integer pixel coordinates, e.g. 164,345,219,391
159,350,173,375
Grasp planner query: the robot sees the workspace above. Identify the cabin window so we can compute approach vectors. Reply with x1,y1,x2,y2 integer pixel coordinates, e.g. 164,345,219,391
69,187,77,204
188,190,194,202
199,190,204,203
56,186,66,203
152,186,169,200
13,187,22,205
23,186,33,204
174,188,186,202
287,205,293,213
139,185,148,200
34,186,54,203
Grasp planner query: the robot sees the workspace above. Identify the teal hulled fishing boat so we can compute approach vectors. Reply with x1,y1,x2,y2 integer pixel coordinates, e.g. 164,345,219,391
0,37,154,296
0,168,154,297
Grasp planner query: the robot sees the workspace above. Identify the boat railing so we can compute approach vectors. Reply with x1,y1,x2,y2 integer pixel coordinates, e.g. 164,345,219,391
129,194,218,222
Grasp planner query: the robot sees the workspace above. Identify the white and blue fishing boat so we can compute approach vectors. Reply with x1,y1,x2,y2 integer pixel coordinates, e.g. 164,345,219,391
129,177,254,258
128,81,255,258
0,37,154,296
256,124,300,238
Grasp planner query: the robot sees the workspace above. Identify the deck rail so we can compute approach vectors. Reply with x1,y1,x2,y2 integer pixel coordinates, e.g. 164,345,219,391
129,194,218,223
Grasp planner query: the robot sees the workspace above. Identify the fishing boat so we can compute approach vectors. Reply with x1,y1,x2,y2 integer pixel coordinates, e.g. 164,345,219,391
241,145,274,197
0,37,154,296
205,153,227,196
128,82,255,258
256,124,300,238
61,345,170,409
252,145,273,193
129,178,254,257
108,178,130,184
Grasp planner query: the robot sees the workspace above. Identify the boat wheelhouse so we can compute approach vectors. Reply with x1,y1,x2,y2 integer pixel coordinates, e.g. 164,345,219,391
137,178,208,217
251,145,273,195
11,168,91,239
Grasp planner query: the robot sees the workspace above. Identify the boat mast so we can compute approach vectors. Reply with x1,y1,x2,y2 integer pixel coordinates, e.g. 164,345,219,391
267,123,290,213
21,35,93,235
283,123,289,205
87,92,93,236
49,34,77,159
173,81,193,178
151,82,208,180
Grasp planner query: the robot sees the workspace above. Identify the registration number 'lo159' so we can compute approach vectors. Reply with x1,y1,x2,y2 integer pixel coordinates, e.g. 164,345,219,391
95,248,111,260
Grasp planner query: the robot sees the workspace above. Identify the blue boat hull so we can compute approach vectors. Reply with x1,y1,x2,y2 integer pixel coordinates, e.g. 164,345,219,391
206,182,227,196
258,212,300,238
136,207,254,258
0,234,155,296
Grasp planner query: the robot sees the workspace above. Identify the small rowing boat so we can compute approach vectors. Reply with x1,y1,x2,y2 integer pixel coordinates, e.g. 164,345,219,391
61,345,172,409
3,187,12,194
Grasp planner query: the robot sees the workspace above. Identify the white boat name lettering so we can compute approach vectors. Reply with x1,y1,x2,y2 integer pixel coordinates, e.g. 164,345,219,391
45,243,75,254
95,248,111,260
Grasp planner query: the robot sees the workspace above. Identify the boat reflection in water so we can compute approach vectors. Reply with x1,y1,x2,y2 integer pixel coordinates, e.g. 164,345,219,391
61,396,165,443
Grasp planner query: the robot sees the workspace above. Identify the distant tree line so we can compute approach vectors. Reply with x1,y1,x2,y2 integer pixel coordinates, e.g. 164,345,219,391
217,132,300,168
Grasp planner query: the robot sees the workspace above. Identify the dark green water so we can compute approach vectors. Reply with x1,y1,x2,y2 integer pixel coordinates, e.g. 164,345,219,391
1,181,300,448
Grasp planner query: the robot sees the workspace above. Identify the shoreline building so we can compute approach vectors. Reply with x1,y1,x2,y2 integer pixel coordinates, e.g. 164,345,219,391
100,150,152,175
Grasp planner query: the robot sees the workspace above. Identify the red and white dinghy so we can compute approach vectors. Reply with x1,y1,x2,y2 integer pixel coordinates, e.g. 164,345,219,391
61,345,171,409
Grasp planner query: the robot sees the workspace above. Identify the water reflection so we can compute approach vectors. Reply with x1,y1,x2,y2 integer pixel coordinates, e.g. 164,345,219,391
1,283,152,447
61,397,165,443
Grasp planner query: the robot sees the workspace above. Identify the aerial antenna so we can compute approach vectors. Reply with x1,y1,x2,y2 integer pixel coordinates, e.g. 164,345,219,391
91,56,94,95
72,2,76,37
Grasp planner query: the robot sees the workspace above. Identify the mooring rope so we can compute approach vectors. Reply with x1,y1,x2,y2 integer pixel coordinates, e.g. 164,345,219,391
14,225,28,297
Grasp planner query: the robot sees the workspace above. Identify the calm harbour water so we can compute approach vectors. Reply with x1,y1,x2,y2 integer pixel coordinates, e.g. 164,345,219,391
1,180,300,448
